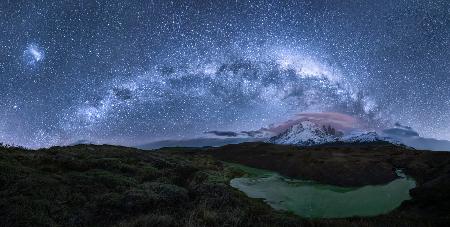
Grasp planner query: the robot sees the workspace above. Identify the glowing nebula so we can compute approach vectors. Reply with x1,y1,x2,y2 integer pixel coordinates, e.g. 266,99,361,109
23,43,44,66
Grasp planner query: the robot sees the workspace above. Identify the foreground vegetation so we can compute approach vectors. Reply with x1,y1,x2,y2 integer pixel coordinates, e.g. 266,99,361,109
0,144,448,226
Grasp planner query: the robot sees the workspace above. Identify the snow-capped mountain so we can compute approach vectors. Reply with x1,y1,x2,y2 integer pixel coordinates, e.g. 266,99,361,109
268,121,342,145
269,121,399,146
342,131,402,144
342,131,382,143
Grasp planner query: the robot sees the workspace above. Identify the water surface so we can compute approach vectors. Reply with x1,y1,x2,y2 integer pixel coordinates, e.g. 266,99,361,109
229,164,416,218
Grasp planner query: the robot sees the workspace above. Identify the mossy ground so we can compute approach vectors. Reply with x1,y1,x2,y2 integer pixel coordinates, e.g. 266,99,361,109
0,144,447,226
0,145,301,226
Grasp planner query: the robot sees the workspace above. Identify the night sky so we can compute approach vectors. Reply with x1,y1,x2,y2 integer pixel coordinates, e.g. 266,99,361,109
0,0,449,148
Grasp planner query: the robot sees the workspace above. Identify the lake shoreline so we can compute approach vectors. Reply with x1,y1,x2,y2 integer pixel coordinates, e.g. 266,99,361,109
228,162,416,218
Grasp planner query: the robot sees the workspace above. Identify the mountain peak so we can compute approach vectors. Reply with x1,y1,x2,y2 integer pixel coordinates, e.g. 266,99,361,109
268,120,341,146
269,121,400,146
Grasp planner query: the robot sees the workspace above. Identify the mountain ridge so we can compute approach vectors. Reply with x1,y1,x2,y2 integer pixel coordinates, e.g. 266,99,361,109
269,120,401,147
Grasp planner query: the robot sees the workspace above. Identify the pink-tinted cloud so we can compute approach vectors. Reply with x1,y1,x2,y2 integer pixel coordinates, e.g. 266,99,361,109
204,112,370,138
260,112,368,136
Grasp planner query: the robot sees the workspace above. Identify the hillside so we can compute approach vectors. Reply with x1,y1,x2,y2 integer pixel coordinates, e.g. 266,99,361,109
0,144,305,226
0,143,449,226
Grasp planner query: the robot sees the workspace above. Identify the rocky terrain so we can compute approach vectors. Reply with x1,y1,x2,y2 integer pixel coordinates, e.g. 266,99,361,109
0,142,449,226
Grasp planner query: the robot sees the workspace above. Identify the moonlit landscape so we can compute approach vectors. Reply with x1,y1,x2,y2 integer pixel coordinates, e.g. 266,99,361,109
0,1,449,226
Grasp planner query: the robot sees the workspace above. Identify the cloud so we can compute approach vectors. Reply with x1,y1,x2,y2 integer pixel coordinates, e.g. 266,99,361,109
137,137,259,150
295,112,365,131
382,124,450,151
256,112,366,136
205,131,240,137
203,112,365,139
394,122,413,131
240,130,265,137
382,128,419,137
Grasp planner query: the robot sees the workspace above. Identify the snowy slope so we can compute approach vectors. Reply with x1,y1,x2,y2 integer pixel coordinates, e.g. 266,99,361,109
269,121,400,146
268,121,339,145
343,131,402,144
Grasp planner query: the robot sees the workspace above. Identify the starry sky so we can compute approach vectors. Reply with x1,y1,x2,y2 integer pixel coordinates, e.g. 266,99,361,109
0,0,449,148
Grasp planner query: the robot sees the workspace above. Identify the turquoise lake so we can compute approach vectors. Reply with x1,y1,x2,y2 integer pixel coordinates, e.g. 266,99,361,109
229,164,416,218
